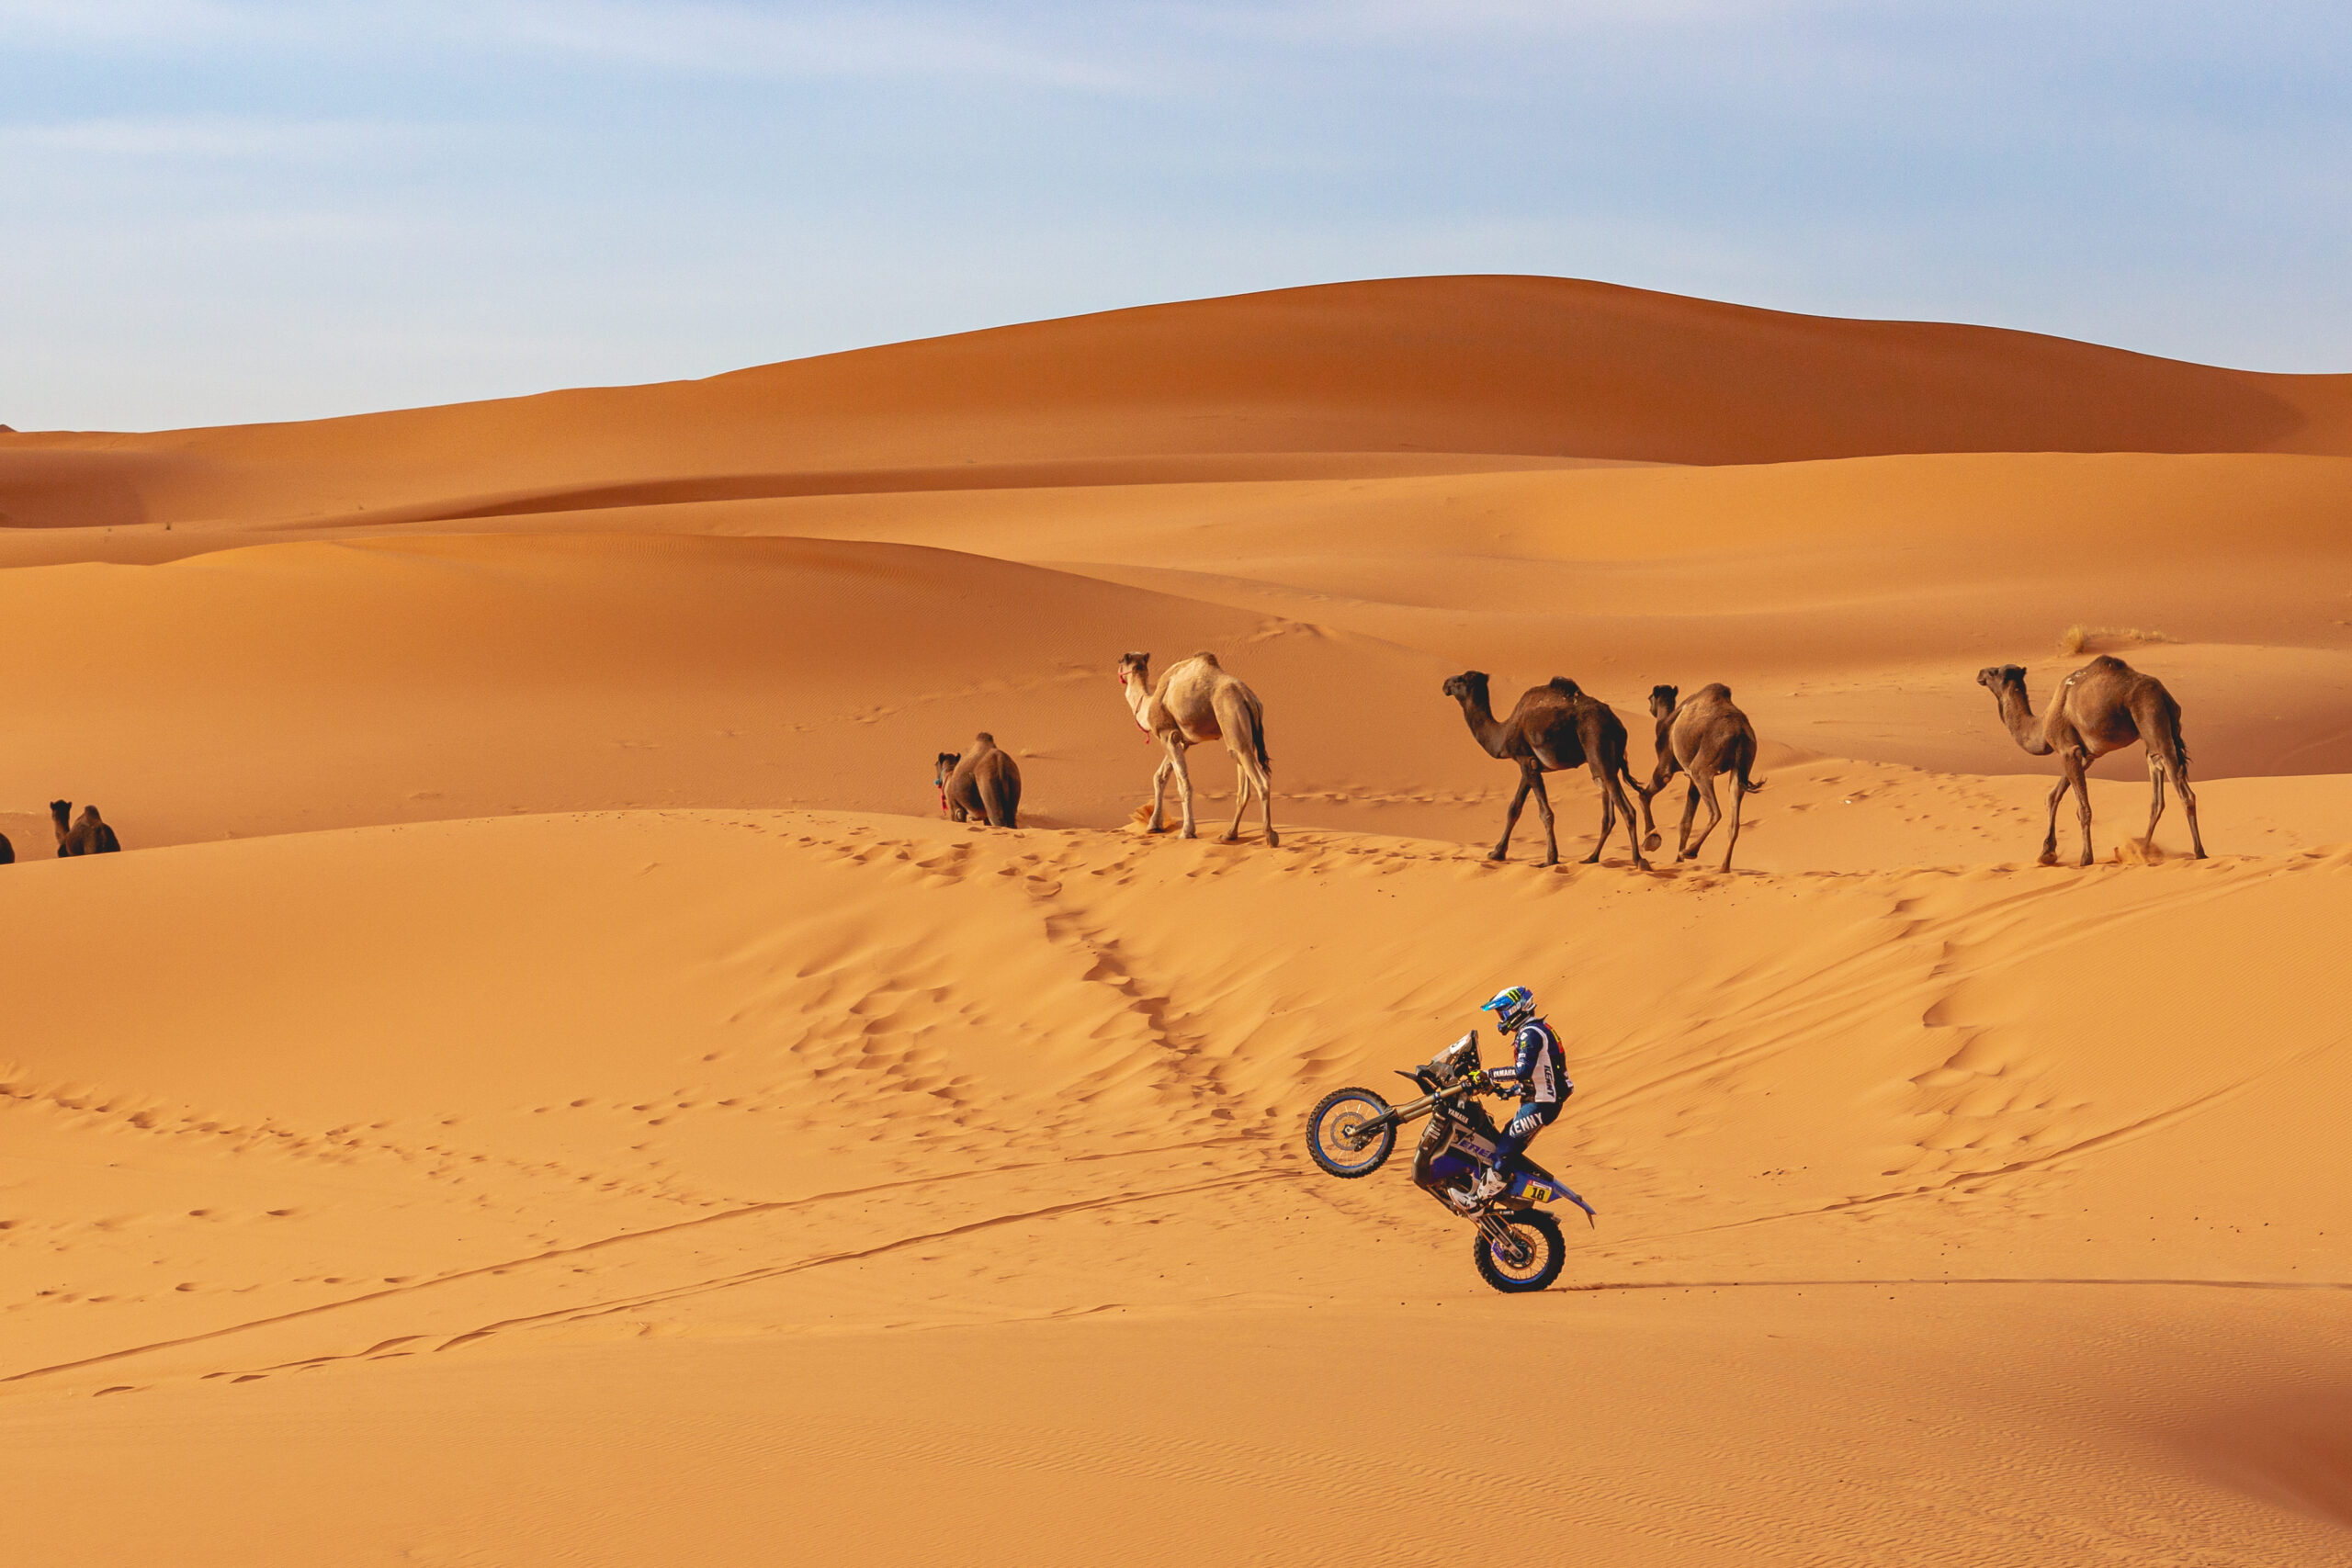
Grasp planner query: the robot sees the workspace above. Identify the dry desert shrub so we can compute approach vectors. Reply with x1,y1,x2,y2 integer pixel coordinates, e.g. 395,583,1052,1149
2057,624,2171,656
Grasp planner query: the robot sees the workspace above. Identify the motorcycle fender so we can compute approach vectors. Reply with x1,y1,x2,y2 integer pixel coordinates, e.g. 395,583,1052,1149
1509,1171,1597,1220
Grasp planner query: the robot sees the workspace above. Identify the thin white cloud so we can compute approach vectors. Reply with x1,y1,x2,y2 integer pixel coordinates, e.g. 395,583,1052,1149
0,0,259,41
483,1,1138,90
0,116,448,161
1,0,1140,88
1172,0,1817,43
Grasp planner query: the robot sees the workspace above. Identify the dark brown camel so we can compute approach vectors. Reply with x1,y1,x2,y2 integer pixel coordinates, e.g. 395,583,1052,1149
0,833,12,865
1442,672,1648,869
51,801,121,857
1636,683,1765,871
1976,657,2204,865
934,734,1023,828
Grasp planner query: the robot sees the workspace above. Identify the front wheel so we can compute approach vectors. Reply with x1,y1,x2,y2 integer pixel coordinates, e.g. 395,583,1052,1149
1305,1088,1395,1178
1473,1208,1566,1293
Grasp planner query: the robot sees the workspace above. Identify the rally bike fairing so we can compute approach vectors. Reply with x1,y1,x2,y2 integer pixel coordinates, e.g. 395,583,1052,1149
1305,1033,1596,1294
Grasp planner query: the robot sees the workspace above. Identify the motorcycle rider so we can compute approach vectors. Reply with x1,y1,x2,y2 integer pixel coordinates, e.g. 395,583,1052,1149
1466,984,1570,1204
1410,984,1573,1213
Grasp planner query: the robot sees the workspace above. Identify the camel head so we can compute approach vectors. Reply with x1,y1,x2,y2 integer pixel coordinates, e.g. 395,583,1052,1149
1116,652,1151,690
1976,664,2028,705
49,799,72,828
1442,671,1490,705
1647,684,1679,718
933,752,960,788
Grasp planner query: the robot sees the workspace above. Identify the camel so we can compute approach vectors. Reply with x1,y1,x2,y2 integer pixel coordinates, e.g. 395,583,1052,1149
1442,671,1648,870
1976,656,2204,866
1115,651,1276,846
51,800,121,857
0,833,12,864
1636,683,1765,871
934,733,1023,828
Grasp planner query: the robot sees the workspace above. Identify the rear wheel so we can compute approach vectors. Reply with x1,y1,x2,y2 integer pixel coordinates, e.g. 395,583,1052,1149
1305,1088,1395,1178
1473,1208,1566,1293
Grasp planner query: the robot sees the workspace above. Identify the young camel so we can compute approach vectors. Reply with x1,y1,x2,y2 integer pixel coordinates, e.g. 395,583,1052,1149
1442,672,1648,870
51,801,121,856
1976,656,2204,866
1636,683,1765,871
1115,651,1276,846
933,733,1023,828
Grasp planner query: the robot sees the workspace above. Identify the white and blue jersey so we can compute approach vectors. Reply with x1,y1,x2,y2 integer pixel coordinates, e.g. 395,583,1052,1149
1495,1019,1570,1108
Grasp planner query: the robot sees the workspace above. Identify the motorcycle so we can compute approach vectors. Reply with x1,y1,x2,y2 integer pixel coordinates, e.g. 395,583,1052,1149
1305,1032,1596,1294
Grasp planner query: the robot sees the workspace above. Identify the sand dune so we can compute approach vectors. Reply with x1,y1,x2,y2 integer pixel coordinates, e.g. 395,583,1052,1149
5,813,2348,1564
6,275,2350,533
4,276,2348,1563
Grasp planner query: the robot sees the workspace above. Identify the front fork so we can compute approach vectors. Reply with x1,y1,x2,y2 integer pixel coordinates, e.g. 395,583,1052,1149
1476,1207,1532,1261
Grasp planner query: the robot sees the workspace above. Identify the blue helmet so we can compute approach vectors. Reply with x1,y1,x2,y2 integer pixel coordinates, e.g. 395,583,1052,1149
1480,985,1536,1034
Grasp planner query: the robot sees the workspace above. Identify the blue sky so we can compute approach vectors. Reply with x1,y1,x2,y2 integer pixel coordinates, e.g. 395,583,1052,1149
5,1,2347,430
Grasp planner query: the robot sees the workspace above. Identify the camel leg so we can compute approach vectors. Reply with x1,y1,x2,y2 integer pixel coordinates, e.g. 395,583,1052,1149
1532,771,1560,866
2064,750,2094,866
1684,771,1725,863
1218,747,1251,843
2175,763,2205,859
1676,782,1701,859
1237,749,1279,848
2038,773,2071,866
2142,755,2167,852
1169,741,1199,839
2139,693,2206,859
1722,772,1746,873
1639,761,1676,852
1616,771,1650,871
1491,771,1533,861
1584,761,1649,869
1582,766,1613,865
2154,724,2207,858
1146,755,1174,833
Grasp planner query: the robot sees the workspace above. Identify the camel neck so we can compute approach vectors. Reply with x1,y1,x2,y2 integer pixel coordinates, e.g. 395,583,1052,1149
1453,694,1510,758
1996,685,2053,755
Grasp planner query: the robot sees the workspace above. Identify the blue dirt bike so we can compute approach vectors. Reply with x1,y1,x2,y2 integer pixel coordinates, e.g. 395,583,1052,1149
1306,1033,1596,1293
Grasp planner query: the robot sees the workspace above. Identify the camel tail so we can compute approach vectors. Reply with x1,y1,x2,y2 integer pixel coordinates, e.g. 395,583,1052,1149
1246,693,1271,773
2164,690,2190,771
1736,739,1766,795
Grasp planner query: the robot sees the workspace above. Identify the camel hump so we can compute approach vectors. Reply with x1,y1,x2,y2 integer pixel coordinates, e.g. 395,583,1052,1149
972,731,997,748
1700,682,1733,701
1547,676,1582,695
1189,650,1222,668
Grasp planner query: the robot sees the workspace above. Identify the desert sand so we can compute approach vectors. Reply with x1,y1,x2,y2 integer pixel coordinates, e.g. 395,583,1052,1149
2,276,2347,1564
